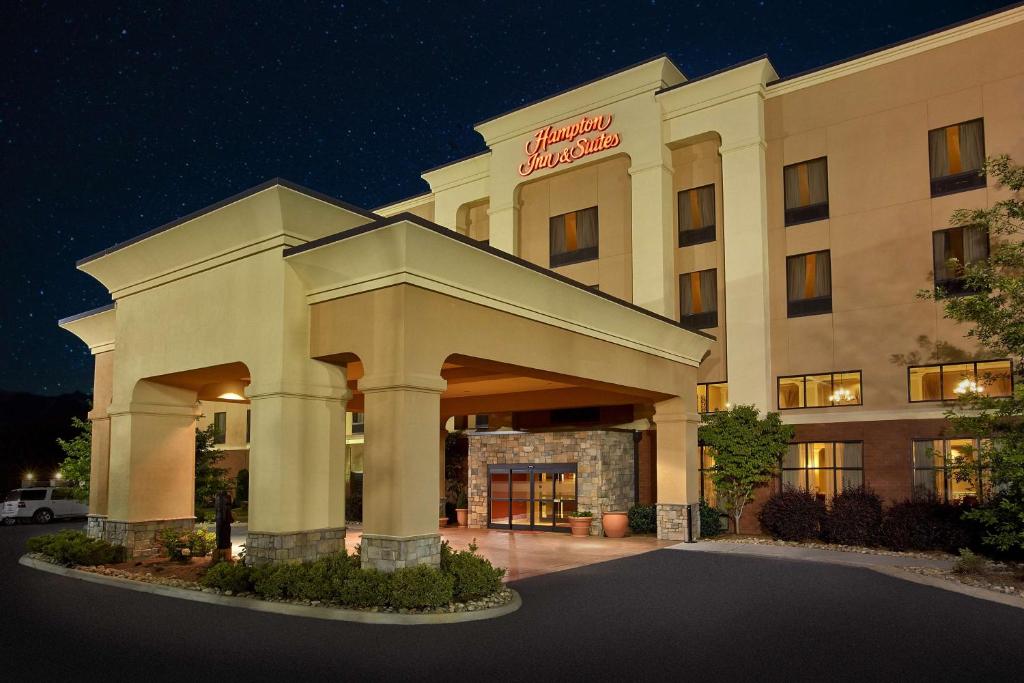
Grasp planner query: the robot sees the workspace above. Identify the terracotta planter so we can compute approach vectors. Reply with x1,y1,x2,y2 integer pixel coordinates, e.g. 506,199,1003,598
456,508,468,527
602,511,629,538
568,516,592,537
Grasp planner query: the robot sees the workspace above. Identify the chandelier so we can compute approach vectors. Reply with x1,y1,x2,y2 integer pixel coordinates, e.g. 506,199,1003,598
828,387,856,403
953,378,984,395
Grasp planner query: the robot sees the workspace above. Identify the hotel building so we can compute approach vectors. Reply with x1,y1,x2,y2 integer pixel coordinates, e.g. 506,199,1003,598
60,5,1024,563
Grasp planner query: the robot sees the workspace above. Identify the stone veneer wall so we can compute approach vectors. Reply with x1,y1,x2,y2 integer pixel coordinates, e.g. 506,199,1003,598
656,502,700,542
86,515,195,558
246,527,346,565
467,430,634,536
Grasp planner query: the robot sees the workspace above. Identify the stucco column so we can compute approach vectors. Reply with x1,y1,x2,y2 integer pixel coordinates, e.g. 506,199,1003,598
720,137,772,410
487,201,518,255
629,160,676,318
359,372,446,571
439,424,449,521
245,379,348,564
86,350,114,520
652,396,701,541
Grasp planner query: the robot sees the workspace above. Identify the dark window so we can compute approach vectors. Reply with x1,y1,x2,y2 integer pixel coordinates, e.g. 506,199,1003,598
929,119,985,197
786,250,832,317
245,409,251,443
475,414,489,431
781,442,864,498
351,412,364,435
908,359,1013,402
913,439,989,503
784,158,829,226
213,412,227,444
678,185,716,246
778,371,862,409
20,489,47,501
550,207,599,267
932,225,988,296
679,269,718,330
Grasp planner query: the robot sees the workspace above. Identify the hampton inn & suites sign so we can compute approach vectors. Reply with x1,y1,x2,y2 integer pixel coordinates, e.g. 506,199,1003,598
518,114,621,177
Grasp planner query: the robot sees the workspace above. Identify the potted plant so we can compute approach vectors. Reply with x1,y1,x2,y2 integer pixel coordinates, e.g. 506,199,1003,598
602,510,629,538
567,510,593,537
455,489,469,527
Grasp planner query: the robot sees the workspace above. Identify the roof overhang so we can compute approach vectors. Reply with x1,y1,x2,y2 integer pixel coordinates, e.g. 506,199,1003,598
58,304,116,354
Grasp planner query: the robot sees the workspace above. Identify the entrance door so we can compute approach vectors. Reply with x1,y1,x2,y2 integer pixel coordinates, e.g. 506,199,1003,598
487,464,577,532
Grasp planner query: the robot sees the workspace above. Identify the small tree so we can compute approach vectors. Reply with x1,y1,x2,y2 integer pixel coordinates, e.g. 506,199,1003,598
194,424,230,507
699,405,794,534
56,416,91,502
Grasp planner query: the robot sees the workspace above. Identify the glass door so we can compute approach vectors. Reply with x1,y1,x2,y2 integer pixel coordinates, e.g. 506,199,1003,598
509,468,532,529
488,463,578,532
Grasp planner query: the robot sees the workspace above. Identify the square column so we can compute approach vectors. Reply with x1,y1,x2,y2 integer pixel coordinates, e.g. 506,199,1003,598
653,396,702,542
359,373,446,571
629,161,676,318
487,202,518,255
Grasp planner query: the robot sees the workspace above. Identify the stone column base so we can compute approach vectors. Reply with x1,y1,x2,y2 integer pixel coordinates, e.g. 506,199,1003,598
361,533,440,572
245,527,346,565
656,503,700,542
96,517,195,558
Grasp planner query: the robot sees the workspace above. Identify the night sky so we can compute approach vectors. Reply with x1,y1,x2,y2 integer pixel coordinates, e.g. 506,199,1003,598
0,0,1013,396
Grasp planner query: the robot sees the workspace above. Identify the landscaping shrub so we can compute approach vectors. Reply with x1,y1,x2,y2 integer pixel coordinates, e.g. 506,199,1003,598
440,540,505,602
201,561,253,593
389,565,454,609
953,548,986,575
338,568,392,608
627,504,656,534
880,496,975,552
158,527,216,561
26,530,125,566
823,486,883,546
250,562,308,599
699,498,724,538
289,553,353,601
758,487,827,541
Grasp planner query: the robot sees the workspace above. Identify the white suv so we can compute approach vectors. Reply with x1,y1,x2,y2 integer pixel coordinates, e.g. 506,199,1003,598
2,487,88,525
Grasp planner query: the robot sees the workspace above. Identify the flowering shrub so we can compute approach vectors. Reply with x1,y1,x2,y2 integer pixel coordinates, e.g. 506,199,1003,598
158,528,216,562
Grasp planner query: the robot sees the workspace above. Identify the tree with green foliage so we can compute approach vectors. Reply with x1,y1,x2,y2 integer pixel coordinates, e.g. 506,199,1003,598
923,155,1024,554
194,423,231,507
56,416,91,502
698,405,795,534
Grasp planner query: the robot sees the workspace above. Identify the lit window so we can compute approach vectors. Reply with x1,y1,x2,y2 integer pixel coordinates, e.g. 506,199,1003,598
908,359,1012,402
699,445,717,507
932,226,988,296
786,250,832,317
550,207,599,267
913,439,989,503
680,269,718,330
213,412,226,444
781,442,863,498
783,157,829,226
929,119,985,197
778,371,861,409
678,185,715,246
697,382,729,414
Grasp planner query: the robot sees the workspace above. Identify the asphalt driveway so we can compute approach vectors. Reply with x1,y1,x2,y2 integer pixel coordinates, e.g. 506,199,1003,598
3,522,1023,681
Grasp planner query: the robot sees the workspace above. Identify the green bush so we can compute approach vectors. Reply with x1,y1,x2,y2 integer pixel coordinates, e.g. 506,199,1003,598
290,553,353,601
627,504,656,534
158,527,216,561
26,530,125,566
339,568,392,607
699,498,724,537
201,561,253,593
440,540,506,602
390,565,454,609
953,548,986,575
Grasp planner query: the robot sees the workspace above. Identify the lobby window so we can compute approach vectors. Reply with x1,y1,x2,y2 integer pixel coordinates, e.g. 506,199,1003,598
913,438,989,503
550,206,598,267
245,409,251,443
213,412,226,444
679,269,718,330
783,157,829,226
908,359,1013,402
932,225,988,296
699,446,717,507
351,412,365,435
697,382,729,414
929,119,985,197
475,414,489,431
781,442,863,498
778,371,862,409
786,250,831,317
678,185,715,246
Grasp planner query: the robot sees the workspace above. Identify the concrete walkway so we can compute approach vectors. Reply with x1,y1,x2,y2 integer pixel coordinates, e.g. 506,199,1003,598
668,539,954,569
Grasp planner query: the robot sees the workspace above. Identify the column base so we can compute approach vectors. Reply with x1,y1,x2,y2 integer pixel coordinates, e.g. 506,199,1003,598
656,503,700,542
360,533,440,572
95,517,195,558
245,526,346,565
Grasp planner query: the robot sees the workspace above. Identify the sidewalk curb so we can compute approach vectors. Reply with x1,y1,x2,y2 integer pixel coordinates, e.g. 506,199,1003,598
19,555,521,625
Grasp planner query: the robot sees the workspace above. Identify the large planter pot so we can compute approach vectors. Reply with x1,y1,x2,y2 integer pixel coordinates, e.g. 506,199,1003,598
602,511,629,538
455,508,468,527
568,517,592,537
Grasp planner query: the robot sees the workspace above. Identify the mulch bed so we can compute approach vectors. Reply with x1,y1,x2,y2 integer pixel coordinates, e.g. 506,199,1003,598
104,555,217,582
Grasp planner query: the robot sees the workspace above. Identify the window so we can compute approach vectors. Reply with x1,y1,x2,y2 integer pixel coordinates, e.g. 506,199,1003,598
784,157,829,226
699,446,717,507
245,409,251,443
913,439,988,503
550,206,598,267
52,488,74,500
932,226,988,296
20,489,47,501
213,412,226,444
551,407,600,425
778,371,862,409
679,269,718,330
908,359,1013,402
678,185,716,246
786,250,832,317
475,414,489,431
929,119,985,197
781,442,864,498
697,382,729,414
351,412,365,435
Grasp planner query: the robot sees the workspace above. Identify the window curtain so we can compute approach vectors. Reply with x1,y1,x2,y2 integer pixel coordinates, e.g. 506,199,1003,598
787,255,806,301
576,207,598,249
784,161,827,208
932,230,952,280
699,269,717,312
679,187,715,231
959,120,984,172
963,225,988,265
929,128,950,179
814,251,831,297
784,165,801,209
549,215,567,255
806,159,828,205
680,273,695,316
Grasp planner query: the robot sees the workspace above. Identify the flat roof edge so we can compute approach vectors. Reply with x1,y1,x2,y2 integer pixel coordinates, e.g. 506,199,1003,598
58,303,115,326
